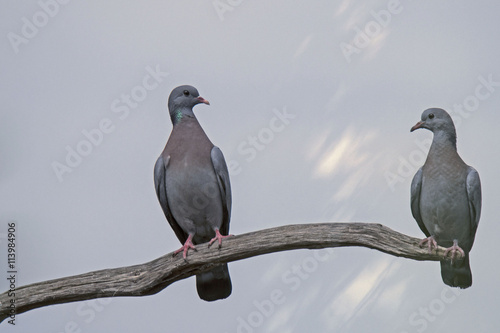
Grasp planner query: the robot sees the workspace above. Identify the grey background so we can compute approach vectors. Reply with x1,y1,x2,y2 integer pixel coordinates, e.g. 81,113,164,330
1,1,499,332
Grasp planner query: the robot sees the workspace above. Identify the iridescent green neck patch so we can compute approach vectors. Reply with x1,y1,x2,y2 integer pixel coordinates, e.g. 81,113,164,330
174,110,183,124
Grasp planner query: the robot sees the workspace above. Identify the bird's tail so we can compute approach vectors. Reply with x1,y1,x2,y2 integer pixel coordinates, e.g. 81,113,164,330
440,253,472,289
196,263,232,301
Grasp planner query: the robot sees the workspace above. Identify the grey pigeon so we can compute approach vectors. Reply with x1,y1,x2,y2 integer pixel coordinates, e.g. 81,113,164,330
410,108,481,288
154,85,232,301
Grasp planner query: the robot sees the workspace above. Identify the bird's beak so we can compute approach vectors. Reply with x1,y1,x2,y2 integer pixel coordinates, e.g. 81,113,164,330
411,121,425,132
197,96,210,105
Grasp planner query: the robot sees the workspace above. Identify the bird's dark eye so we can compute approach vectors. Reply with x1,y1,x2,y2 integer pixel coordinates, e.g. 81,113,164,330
183,90,189,96
428,113,435,119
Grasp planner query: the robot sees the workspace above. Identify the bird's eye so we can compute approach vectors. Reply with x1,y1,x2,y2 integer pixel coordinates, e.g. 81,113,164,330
183,90,189,96
428,113,435,119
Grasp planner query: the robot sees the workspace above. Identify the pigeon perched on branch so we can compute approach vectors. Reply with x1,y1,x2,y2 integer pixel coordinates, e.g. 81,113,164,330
410,108,481,288
154,85,232,301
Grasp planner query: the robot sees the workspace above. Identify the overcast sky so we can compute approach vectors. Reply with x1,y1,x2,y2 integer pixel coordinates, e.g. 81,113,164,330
1,1,499,332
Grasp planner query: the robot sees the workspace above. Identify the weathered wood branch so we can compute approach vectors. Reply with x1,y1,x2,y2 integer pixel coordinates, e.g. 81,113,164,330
0,222,446,323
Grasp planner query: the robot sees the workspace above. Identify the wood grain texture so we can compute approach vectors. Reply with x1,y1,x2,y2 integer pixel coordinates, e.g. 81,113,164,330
0,222,447,323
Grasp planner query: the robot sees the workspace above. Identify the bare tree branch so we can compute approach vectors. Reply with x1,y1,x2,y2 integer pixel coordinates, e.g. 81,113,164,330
0,222,445,323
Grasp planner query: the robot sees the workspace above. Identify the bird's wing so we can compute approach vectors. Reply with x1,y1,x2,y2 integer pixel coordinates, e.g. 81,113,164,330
211,146,232,235
154,155,187,243
466,167,482,237
410,167,431,237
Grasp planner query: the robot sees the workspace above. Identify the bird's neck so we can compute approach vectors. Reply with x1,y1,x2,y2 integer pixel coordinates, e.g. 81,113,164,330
170,107,196,126
429,129,457,155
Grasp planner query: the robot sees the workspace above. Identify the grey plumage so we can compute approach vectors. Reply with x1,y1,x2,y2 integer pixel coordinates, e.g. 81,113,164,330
410,108,481,288
154,85,232,301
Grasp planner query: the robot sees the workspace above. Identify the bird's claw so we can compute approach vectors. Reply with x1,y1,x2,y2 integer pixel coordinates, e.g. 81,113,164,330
173,235,196,259
419,236,438,253
208,229,233,249
443,240,465,264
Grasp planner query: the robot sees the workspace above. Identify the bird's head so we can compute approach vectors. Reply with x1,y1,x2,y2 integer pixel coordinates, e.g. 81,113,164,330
411,108,457,147
168,85,210,110
411,108,455,133
167,85,210,124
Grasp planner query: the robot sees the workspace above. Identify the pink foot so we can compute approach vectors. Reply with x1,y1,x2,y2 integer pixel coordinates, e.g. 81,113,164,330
208,229,233,248
419,235,438,253
173,234,196,259
443,240,465,263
